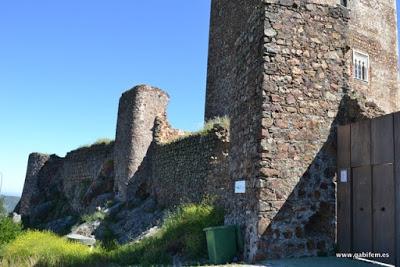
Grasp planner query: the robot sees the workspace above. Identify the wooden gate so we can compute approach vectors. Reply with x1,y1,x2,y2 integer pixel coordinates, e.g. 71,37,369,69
337,113,399,265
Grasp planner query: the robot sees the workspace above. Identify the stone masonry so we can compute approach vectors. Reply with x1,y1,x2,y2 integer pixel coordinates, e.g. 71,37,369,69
257,2,351,260
114,85,169,200
347,0,400,113
19,153,50,216
205,0,398,262
205,0,260,120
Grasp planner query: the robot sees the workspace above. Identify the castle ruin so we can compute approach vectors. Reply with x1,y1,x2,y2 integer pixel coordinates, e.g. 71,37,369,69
16,0,399,263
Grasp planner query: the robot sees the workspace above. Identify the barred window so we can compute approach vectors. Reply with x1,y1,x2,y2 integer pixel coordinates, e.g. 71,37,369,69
353,51,369,82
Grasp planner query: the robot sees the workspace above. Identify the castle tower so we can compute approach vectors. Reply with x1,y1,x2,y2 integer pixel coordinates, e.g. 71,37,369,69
205,0,399,262
114,85,169,200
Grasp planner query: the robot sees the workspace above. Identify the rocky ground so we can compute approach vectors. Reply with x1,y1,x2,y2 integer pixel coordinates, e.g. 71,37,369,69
62,195,165,246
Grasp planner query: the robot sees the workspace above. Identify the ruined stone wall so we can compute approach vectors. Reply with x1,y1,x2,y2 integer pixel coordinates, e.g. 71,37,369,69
114,85,169,200
347,0,400,113
18,142,115,230
61,143,114,212
19,153,50,216
150,126,230,208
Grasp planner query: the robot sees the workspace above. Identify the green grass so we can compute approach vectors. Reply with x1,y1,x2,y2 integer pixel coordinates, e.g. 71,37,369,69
76,138,114,150
164,116,230,144
0,202,224,266
0,231,102,267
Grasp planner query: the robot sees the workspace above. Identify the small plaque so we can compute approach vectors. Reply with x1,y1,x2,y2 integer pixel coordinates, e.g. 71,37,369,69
235,180,246,193
340,169,348,183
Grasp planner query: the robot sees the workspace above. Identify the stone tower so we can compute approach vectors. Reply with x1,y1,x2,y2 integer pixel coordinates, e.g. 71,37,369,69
205,0,399,262
114,85,169,200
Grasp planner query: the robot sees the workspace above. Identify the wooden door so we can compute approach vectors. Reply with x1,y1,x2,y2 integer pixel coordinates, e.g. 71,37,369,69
337,113,397,265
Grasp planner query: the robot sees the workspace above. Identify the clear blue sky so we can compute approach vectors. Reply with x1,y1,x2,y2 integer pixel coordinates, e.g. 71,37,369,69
0,1,211,196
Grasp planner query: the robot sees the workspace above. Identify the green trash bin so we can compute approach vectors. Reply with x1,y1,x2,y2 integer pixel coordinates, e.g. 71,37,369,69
204,225,238,264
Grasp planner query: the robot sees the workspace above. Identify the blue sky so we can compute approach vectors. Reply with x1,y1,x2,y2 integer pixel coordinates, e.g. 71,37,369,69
0,1,211,196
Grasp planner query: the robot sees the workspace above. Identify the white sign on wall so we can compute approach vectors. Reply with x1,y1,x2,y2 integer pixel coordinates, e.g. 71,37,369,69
340,169,348,183
235,180,246,194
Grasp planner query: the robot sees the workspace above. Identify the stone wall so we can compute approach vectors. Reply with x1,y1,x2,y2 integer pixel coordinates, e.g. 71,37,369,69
206,0,389,261
17,142,115,232
61,143,114,213
151,126,230,209
347,0,400,113
254,1,385,261
205,0,260,120
255,2,349,259
114,85,169,200
225,4,265,261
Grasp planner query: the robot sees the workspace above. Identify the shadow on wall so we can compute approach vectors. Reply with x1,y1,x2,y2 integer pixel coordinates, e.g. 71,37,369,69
257,91,383,259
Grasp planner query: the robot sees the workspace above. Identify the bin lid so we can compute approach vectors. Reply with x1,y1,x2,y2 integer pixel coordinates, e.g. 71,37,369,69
203,225,237,232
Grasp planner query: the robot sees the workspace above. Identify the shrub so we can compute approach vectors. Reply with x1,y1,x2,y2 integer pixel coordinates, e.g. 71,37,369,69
81,211,105,223
108,202,224,266
200,116,230,134
0,231,102,267
0,217,22,250
161,202,224,258
92,138,113,146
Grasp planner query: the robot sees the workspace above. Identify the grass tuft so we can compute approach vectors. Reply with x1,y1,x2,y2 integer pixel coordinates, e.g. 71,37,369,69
164,116,230,144
76,138,114,150
199,116,230,135
91,138,114,146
